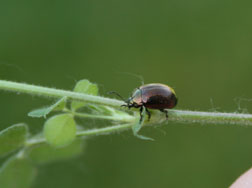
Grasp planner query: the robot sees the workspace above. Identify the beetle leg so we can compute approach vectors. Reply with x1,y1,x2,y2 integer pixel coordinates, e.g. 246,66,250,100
121,103,132,109
139,106,144,122
145,108,151,121
160,109,168,119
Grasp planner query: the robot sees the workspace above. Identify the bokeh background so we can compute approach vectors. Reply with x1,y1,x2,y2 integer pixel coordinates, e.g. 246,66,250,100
1,0,252,187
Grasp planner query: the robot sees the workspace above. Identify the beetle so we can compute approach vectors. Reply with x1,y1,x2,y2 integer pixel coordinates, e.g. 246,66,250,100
110,83,178,122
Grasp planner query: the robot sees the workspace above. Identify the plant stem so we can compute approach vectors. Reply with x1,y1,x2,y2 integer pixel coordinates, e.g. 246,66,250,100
25,137,45,147
148,110,252,126
1,80,252,126
76,123,133,136
0,80,123,107
25,123,134,147
62,108,136,122
71,111,136,122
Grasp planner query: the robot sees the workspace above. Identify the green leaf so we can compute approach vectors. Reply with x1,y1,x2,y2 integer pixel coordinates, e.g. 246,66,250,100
132,107,154,141
29,139,85,165
0,156,36,188
28,97,67,118
28,107,50,118
0,124,28,157
43,114,76,147
71,79,98,111
53,97,67,111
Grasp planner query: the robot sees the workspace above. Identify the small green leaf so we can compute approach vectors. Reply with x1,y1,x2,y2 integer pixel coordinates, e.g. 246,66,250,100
28,107,50,118
44,114,76,147
0,156,36,188
29,139,85,164
28,97,67,118
132,107,154,141
0,124,28,157
53,96,67,111
71,79,98,111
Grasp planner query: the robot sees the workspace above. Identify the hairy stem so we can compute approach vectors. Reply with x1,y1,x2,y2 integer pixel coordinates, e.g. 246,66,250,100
76,123,133,136
25,123,134,147
150,110,252,126
72,111,136,122
62,109,136,122
1,80,252,127
0,80,123,107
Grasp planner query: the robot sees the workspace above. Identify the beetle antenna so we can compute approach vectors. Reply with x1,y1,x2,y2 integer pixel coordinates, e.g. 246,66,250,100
126,73,144,85
115,72,145,85
107,91,126,101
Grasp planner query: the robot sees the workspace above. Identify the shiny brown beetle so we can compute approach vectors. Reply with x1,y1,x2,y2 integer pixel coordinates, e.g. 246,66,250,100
113,83,178,122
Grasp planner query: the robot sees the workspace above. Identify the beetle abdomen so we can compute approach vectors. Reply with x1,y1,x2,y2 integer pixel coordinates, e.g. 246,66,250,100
144,94,177,109
140,84,177,109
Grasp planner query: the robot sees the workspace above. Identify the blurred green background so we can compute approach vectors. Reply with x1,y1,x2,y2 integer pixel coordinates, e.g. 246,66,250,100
1,0,252,187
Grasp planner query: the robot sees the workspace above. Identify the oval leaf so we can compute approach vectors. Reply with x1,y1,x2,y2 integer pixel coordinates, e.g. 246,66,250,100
0,156,36,188
71,79,98,111
29,139,85,164
0,124,28,157
43,114,76,147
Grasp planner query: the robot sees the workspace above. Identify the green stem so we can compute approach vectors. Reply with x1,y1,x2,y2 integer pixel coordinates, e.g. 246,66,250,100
0,80,123,107
25,123,134,147
24,110,252,148
25,137,45,147
62,108,136,122
71,111,136,122
76,123,133,136
148,110,252,126
1,80,252,126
